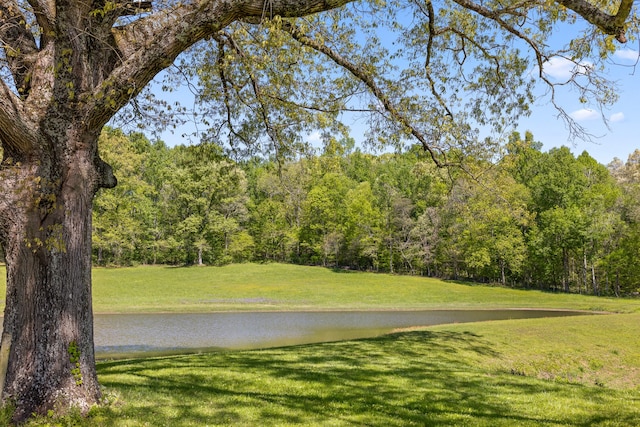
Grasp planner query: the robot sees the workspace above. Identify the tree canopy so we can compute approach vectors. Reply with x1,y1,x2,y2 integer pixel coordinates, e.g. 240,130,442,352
93,129,640,296
139,0,638,162
0,0,637,422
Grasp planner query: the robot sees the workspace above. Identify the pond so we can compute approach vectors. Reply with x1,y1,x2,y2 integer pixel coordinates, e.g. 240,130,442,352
93,309,587,358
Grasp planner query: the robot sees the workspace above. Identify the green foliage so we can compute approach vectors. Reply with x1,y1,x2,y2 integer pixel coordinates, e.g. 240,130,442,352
0,403,15,425
92,128,251,266
441,164,531,284
67,342,82,386
92,128,640,295
176,0,625,161
93,128,155,265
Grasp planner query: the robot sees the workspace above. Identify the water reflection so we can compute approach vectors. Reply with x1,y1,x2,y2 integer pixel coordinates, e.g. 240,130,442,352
94,309,586,358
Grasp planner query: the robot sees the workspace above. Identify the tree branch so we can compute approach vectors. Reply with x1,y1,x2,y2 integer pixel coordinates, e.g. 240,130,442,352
451,0,633,42
280,20,451,167
88,0,354,130
556,0,633,42
0,0,39,94
0,79,35,154
26,0,55,38
213,33,255,147
237,0,356,19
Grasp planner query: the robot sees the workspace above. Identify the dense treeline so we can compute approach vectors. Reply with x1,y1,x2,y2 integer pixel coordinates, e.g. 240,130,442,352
90,128,640,296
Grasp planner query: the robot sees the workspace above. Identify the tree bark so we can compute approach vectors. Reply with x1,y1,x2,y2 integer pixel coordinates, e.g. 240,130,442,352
0,127,115,420
556,0,633,42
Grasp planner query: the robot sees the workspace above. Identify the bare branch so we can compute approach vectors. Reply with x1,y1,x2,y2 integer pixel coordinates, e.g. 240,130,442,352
281,20,452,167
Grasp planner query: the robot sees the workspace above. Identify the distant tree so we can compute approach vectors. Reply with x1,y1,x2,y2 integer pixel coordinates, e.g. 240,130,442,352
602,151,640,295
249,160,309,261
504,131,544,186
300,172,353,266
344,182,383,270
166,144,249,265
439,166,531,284
93,128,153,265
518,147,623,293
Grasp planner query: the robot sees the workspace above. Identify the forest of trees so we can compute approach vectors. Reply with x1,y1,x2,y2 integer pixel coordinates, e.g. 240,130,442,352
88,127,640,297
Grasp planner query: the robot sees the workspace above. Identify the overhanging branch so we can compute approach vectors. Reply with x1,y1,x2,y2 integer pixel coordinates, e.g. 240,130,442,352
556,0,633,42
280,20,451,167
99,0,356,130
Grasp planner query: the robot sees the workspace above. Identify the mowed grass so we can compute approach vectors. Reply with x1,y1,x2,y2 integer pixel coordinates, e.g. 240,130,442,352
0,264,640,313
88,264,640,313
20,312,640,426
1,263,639,425
3,263,638,313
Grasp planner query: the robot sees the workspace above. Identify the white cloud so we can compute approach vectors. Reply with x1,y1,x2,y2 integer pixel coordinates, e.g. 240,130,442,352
307,130,322,143
610,112,625,122
542,57,592,81
570,109,599,121
614,49,640,62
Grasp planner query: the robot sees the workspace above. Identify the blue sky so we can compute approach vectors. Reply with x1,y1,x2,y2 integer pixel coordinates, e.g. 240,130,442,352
517,48,640,165
157,41,639,167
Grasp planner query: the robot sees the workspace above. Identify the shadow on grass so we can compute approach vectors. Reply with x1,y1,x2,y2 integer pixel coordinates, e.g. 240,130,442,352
94,330,638,426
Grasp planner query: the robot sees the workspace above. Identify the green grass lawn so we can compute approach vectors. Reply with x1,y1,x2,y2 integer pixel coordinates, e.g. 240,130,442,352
3,263,638,313
90,264,640,313
19,313,640,426
1,263,639,425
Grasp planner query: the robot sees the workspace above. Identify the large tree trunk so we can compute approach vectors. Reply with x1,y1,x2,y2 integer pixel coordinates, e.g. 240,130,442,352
0,128,115,421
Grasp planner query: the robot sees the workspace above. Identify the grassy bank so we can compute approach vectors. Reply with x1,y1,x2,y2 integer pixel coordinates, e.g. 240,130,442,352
14,312,639,426
90,264,640,313
1,263,639,425
4,263,638,313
